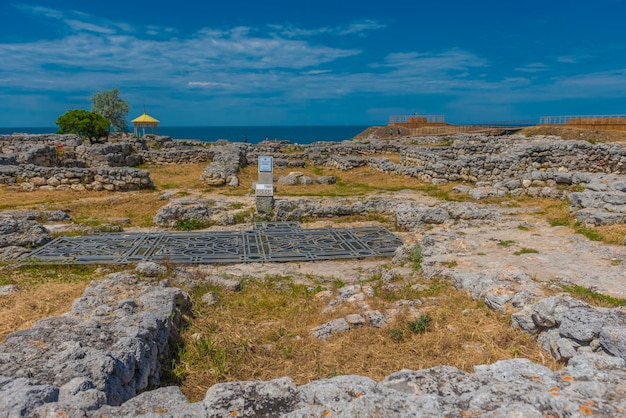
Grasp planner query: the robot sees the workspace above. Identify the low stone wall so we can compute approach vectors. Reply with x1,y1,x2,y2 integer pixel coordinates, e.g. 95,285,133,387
0,165,153,191
140,147,215,165
75,143,143,167
0,134,83,150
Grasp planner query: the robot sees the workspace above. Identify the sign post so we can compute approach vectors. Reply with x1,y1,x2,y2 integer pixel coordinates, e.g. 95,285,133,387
255,156,274,213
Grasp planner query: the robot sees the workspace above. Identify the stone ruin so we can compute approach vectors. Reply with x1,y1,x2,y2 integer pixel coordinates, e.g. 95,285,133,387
3,132,626,415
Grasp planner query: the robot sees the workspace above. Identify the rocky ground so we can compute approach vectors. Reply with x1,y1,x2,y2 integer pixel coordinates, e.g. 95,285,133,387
2,131,626,416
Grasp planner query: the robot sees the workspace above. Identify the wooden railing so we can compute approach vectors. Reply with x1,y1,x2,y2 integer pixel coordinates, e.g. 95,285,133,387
539,115,626,131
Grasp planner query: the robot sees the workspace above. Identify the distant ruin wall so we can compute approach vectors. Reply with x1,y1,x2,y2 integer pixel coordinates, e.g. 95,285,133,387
392,138,626,183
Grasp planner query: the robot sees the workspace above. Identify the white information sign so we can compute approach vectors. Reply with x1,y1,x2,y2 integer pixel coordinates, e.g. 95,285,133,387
258,156,273,173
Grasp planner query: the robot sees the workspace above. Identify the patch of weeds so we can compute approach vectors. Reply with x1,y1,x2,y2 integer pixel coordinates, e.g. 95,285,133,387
175,218,212,231
408,315,432,334
233,208,255,224
15,264,103,285
389,328,405,343
476,252,487,256
310,166,324,176
444,260,458,268
334,280,346,289
574,226,603,242
253,210,274,222
282,144,305,154
560,284,626,307
548,216,570,227
517,225,529,231
498,240,516,247
409,246,422,272
229,202,244,209
281,343,296,359
421,278,452,298
610,259,623,266
513,248,539,256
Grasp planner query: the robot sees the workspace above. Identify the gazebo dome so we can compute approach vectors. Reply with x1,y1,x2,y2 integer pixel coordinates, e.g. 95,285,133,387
132,112,159,136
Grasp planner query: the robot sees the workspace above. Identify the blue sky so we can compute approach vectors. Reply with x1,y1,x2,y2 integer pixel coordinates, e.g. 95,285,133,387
1,0,625,127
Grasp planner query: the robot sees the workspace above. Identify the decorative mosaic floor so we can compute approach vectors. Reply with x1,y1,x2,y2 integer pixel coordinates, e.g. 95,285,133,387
24,222,404,264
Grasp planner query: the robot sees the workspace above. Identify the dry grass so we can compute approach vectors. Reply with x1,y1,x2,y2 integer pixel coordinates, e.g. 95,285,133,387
172,276,560,402
0,282,88,341
147,162,208,191
221,164,449,198
520,126,626,143
0,264,109,342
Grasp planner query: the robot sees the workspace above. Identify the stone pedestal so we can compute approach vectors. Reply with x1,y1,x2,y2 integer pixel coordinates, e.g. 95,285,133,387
256,196,275,214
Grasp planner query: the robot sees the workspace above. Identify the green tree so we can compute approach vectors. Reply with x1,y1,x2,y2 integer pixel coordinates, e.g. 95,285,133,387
56,109,110,142
91,88,130,132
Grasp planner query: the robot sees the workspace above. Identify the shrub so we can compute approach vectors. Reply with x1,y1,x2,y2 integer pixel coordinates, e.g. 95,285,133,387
56,109,109,142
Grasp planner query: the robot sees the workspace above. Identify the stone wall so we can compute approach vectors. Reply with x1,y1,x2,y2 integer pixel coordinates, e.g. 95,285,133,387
0,165,153,191
139,147,215,165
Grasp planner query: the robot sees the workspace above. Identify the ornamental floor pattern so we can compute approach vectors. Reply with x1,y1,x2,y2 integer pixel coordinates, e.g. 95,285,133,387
24,222,404,264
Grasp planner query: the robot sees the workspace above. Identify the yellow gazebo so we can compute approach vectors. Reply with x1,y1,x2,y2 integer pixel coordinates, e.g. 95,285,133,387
132,112,160,136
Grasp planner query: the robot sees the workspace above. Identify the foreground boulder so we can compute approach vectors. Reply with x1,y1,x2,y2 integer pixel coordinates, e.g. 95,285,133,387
0,273,190,415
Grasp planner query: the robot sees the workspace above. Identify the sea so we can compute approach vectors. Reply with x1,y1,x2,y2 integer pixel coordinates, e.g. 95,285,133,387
0,125,370,145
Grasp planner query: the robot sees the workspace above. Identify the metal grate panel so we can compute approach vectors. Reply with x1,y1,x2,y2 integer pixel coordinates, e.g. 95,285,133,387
24,222,403,265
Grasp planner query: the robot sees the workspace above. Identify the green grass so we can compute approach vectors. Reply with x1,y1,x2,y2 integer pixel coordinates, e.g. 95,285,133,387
0,264,108,287
175,218,212,231
498,240,516,247
408,315,432,334
574,226,604,241
548,216,571,227
233,208,255,224
517,225,530,231
389,328,405,343
310,166,324,176
513,248,539,256
560,284,626,307
409,246,422,272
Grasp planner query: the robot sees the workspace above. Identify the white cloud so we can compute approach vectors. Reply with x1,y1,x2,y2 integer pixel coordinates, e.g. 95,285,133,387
338,20,387,35
378,50,488,73
514,62,549,73
188,81,233,88
270,19,386,38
